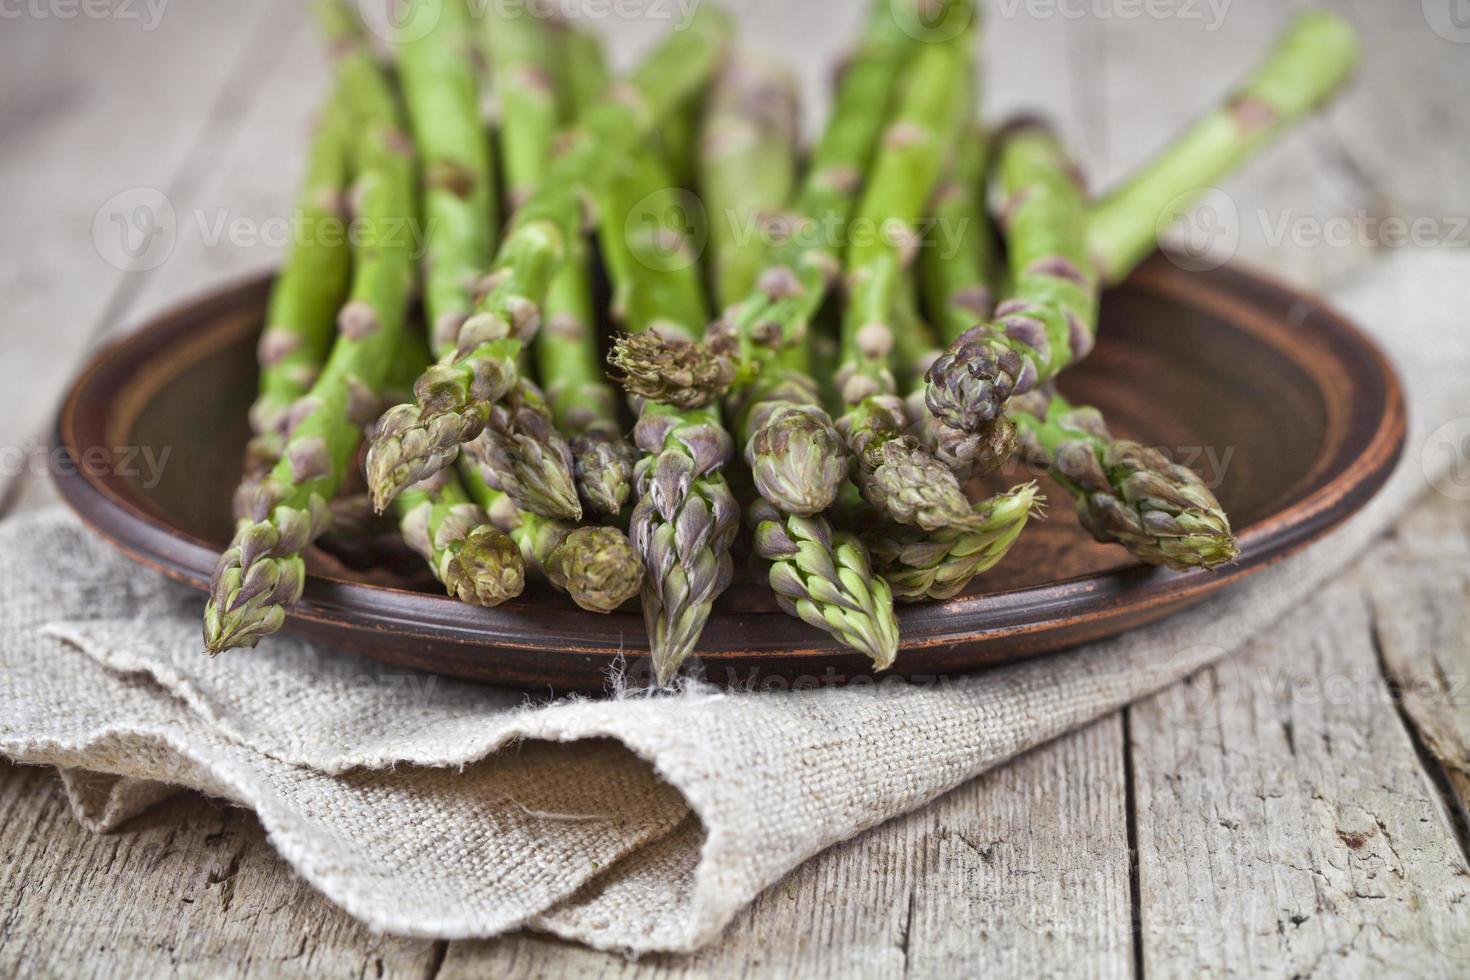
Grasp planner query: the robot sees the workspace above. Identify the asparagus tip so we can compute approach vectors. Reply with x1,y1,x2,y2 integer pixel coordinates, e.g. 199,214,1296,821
548,526,645,614
608,332,735,409
443,525,527,607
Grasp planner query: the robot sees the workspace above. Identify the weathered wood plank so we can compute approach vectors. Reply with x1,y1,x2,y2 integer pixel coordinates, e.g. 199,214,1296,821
0,760,442,979
438,718,1134,978
1359,493,1470,841
1127,568,1470,977
0,0,298,512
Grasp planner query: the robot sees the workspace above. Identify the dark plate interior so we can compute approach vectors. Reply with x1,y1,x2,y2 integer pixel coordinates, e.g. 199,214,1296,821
54,255,1405,691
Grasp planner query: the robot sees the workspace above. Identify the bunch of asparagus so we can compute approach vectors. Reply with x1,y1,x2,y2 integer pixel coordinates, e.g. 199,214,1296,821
207,0,1360,685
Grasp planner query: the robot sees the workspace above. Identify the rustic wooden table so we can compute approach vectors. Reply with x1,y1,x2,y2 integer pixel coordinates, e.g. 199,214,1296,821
3,1,1467,975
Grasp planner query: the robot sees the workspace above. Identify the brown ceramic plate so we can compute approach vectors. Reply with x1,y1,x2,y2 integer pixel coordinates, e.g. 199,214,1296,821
52,255,1405,692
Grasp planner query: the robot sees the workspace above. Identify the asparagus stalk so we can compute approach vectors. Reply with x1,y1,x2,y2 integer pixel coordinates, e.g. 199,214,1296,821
751,500,900,667
459,457,643,614
398,0,498,354
860,483,1042,601
467,378,582,519
610,0,936,406
601,145,738,684
365,7,731,509
205,4,417,652
248,93,353,440
235,89,354,520
1011,390,1239,570
702,51,800,304
834,26,981,532
395,468,527,606
924,120,1096,435
481,0,559,210
926,13,1360,436
534,23,637,517
1088,11,1360,283
894,260,1018,483
701,53,900,669
899,126,1019,480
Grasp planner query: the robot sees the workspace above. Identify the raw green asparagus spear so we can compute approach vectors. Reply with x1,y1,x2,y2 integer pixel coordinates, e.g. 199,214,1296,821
610,0,942,405
905,126,1018,479
205,4,417,653
365,7,732,509
395,468,527,606
860,483,1042,601
926,13,1361,435
702,53,900,669
249,93,353,440
398,0,498,355
702,50,799,303
467,378,582,519
459,457,643,614
481,0,560,210
924,120,1096,435
601,146,738,685
751,500,900,668
835,26,981,532
1010,390,1239,570
387,335,525,606
919,124,996,349
1088,11,1360,283
894,263,1018,483
534,23,636,517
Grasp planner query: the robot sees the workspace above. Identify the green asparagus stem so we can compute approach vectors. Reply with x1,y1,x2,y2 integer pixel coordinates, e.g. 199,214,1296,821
481,0,559,210
206,4,417,653
398,0,498,354
860,483,1042,601
248,93,353,440
365,7,731,509
468,378,582,519
460,457,643,614
395,468,526,606
534,23,636,517
835,24,981,532
600,144,738,685
702,51,800,304
1088,11,1360,283
751,500,900,668
919,124,996,348
902,126,1018,480
1011,390,1239,570
894,260,1018,483
924,120,1097,434
701,52,900,669
610,0,935,406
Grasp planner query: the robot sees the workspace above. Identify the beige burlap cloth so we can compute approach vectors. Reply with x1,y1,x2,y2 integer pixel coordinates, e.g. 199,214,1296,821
1,253,1464,953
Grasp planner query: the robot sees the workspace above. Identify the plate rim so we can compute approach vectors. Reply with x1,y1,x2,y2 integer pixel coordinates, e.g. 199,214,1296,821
51,254,1408,674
